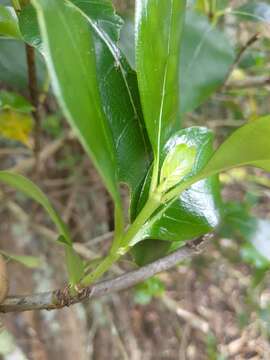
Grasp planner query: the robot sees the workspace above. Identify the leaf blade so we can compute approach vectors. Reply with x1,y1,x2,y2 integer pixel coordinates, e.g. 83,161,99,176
0,171,84,284
0,170,71,243
20,0,152,212
199,116,270,179
71,0,152,204
180,11,234,114
31,0,121,209
135,0,186,170
0,251,41,268
132,127,221,264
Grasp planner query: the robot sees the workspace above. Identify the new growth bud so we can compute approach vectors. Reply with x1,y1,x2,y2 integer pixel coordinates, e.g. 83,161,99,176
158,143,196,194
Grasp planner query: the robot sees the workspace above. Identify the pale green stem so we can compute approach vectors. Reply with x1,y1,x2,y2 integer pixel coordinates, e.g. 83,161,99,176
80,195,161,287
80,170,208,288
150,155,160,193
80,174,203,287
120,195,161,249
81,251,119,286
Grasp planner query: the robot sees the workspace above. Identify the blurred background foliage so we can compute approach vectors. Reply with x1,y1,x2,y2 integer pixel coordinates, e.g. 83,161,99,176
0,0,270,359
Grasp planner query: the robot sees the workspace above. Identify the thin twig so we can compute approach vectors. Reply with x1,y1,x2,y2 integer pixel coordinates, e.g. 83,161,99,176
162,296,210,333
25,44,42,172
226,75,270,90
222,33,261,88
0,234,212,313
10,131,74,173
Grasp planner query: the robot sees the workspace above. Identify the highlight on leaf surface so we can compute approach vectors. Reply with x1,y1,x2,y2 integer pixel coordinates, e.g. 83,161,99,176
158,143,196,194
165,116,270,202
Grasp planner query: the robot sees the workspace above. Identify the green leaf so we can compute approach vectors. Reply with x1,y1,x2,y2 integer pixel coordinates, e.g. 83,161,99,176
0,171,71,243
0,5,21,39
198,116,270,180
72,0,123,41
0,171,84,283
71,0,151,206
236,2,270,23
0,250,41,268
30,0,121,212
166,116,270,207
135,0,186,177
134,276,165,305
241,241,270,270
220,201,257,241
159,143,196,194
0,90,33,113
120,10,234,116
180,10,234,114
18,4,43,53
20,1,151,213
0,39,45,89
149,116,270,264
132,127,221,265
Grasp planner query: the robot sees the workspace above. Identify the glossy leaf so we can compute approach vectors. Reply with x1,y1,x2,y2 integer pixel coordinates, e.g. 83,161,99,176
166,116,270,208
180,11,234,114
72,0,123,41
142,115,270,266
0,90,33,113
19,4,43,52
72,0,151,202
20,1,151,209
120,10,234,115
0,110,33,146
135,0,186,165
0,5,21,39
31,0,121,211
132,127,221,265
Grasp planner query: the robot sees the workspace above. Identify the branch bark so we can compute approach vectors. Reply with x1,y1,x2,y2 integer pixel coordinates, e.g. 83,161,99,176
222,32,260,88
0,235,211,313
25,44,42,170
